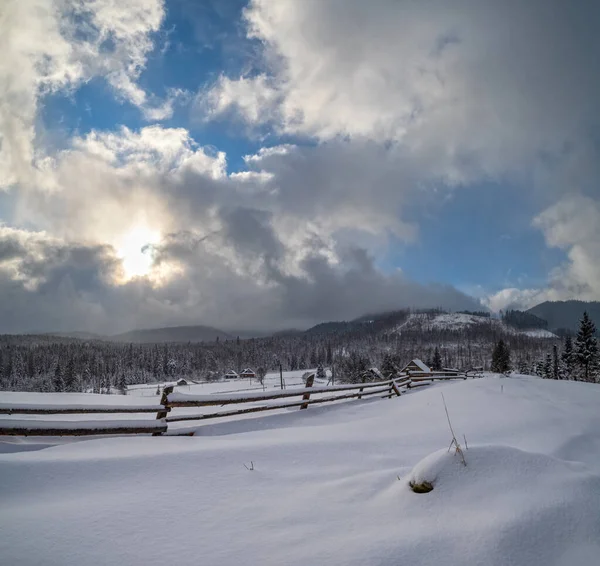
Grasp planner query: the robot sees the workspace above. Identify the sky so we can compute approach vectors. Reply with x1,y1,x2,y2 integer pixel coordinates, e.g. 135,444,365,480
1,0,599,335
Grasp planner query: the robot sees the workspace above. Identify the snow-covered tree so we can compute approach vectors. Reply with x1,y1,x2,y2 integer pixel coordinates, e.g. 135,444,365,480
491,340,511,373
517,358,529,375
316,363,326,380
256,366,267,385
543,353,552,379
432,347,442,371
117,373,127,395
53,361,64,392
575,312,598,382
561,336,575,379
380,353,397,377
552,345,559,380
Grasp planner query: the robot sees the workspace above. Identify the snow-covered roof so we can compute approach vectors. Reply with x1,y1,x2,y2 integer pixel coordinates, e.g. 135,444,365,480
368,367,384,378
240,368,255,374
407,359,430,372
224,370,238,376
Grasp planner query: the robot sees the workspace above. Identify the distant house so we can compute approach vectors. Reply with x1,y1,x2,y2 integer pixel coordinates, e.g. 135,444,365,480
239,368,256,379
400,359,431,375
223,370,239,379
176,378,189,386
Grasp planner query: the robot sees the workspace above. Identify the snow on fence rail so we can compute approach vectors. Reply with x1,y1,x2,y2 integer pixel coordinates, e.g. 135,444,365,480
162,376,410,426
0,403,165,415
0,372,469,437
0,419,168,436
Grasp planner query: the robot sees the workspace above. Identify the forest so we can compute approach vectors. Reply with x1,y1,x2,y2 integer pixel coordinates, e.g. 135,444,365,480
1,308,597,393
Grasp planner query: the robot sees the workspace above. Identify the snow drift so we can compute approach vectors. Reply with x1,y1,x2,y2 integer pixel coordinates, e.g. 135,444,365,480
1,376,600,565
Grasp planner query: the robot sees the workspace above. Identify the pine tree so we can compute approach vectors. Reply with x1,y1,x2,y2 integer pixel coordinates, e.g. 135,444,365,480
64,356,77,392
491,340,511,373
543,352,552,379
517,358,529,375
117,372,127,395
53,362,64,392
552,345,559,380
432,347,442,371
380,353,397,377
575,312,598,382
561,336,575,379
326,343,333,366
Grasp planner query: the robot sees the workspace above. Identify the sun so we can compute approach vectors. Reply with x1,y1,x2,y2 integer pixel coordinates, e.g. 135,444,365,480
117,227,160,280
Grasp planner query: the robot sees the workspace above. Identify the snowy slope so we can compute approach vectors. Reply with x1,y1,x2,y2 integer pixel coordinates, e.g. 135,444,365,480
394,312,558,338
1,376,600,566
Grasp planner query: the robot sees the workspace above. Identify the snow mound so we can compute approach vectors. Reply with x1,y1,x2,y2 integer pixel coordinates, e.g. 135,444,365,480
402,445,600,564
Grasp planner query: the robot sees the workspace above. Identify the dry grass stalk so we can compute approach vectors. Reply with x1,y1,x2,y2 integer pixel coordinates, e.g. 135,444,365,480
442,393,467,466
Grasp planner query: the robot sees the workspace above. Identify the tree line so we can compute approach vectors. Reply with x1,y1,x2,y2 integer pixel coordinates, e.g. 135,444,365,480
1,311,598,393
490,311,599,381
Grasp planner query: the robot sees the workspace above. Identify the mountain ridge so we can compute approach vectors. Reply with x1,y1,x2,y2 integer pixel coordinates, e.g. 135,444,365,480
526,300,600,334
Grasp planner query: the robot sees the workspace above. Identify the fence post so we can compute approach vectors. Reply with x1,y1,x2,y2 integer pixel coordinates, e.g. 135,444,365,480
390,378,402,397
153,385,173,436
357,373,367,399
300,374,314,410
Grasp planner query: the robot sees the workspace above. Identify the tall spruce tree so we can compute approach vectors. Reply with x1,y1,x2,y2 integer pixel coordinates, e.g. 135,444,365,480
380,353,397,377
491,340,511,373
543,352,552,379
552,345,559,380
561,336,575,379
575,312,598,382
53,362,64,392
64,356,76,392
117,372,127,395
432,347,443,371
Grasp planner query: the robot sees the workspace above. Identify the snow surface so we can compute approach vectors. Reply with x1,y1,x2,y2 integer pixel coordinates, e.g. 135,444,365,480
522,328,558,338
1,376,600,565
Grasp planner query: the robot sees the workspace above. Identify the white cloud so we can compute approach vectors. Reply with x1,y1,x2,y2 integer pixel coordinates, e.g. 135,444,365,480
533,195,600,300
485,194,600,310
203,74,280,124
0,0,167,190
207,0,600,187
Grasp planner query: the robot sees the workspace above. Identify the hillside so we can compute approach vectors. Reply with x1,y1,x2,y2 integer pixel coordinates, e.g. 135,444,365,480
111,325,231,343
393,312,557,338
2,376,600,565
527,301,600,334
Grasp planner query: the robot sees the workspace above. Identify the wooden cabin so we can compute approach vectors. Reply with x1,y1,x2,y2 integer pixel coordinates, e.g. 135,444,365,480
239,368,256,379
400,359,431,375
223,370,239,379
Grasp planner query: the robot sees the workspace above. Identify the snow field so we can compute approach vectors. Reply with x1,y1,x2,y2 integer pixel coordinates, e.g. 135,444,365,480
1,375,600,565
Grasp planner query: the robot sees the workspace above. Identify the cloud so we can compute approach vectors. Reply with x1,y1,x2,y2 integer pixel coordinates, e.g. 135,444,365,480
0,117,484,333
0,0,167,190
485,194,600,310
2,0,599,333
533,195,600,299
207,0,600,186
0,220,482,334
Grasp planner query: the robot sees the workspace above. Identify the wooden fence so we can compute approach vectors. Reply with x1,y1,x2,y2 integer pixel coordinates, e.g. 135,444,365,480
0,372,468,437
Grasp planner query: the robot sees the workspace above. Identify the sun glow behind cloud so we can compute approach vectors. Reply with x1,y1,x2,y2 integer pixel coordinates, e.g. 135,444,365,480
117,227,160,280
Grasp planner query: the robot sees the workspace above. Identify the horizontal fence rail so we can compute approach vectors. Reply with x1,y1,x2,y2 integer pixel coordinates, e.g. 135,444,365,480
0,403,166,415
0,419,167,436
0,370,470,437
